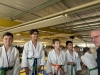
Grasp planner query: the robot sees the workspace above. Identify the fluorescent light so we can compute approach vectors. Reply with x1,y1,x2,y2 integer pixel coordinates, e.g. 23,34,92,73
16,34,20,36
41,42,47,44
14,40,25,43
64,14,68,17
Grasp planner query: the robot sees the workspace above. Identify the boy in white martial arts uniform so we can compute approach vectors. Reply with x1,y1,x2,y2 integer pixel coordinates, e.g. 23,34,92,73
74,45,81,58
65,41,81,75
81,47,98,75
0,32,20,75
22,29,45,75
46,39,67,75
74,45,82,75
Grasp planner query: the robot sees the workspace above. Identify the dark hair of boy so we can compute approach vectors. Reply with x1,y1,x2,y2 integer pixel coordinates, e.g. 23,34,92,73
74,45,80,48
30,29,39,35
52,39,60,44
83,47,90,55
3,32,13,38
66,41,72,46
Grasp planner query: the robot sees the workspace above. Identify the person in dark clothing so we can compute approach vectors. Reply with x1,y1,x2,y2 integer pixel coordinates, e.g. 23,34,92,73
96,48,100,75
90,29,100,75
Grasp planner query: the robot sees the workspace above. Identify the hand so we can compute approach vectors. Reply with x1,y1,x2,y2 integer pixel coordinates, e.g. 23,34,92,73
82,63,86,69
38,65,42,72
24,67,30,75
61,67,65,74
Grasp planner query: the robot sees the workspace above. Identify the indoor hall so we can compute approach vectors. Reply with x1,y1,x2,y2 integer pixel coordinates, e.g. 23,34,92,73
0,0,99,75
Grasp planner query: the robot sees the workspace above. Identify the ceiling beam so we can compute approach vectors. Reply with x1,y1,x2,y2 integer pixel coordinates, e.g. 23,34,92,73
13,27,86,43
14,32,53,37
63,23,100,30
38,28,86,43
38,27,72,34
49,15,100,28
13,27,72,37
75,35,87,44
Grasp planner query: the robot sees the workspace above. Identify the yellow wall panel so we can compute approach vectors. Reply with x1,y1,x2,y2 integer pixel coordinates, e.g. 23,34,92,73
0,18,22,27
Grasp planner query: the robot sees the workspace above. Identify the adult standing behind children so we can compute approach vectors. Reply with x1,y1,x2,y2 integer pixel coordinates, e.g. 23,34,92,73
0,32,20,75
22,29,45,75
46,39,67,75
65,41,81,75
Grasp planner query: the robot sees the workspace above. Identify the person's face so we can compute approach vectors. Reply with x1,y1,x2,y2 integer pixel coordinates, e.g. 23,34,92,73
30,32,38,40
88,50,91,54
67,43,73,50
74,47,80,53
91,30,100,47
3,36,13,46
53,41,60,49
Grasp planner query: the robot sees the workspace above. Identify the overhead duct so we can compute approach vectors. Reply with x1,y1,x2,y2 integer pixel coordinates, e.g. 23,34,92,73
0,0,100,35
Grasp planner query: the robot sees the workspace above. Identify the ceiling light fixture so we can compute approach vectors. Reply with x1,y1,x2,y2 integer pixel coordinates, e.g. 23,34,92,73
41,42,47,44
64,14,68,17
16,33,20,36
14,40,25,43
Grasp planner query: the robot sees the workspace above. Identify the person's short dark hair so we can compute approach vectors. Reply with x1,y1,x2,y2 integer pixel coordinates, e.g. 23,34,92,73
52,39,60,44
3,32,13,38
74,45,80,48
30,29,39,35
83,47,90,54
66,41,72,46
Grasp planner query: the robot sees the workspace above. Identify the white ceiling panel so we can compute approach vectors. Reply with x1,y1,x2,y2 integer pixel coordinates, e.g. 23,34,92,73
0,4,22,19
0,0,50,11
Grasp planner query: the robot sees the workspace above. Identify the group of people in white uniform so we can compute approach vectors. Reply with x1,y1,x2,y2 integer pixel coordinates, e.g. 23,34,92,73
0,29,98,75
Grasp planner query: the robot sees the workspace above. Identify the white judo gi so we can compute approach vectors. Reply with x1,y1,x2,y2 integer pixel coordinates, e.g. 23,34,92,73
0,45,20,75
22,40,45,75
46,49,67,75
81,52,98,75
65,50,82,75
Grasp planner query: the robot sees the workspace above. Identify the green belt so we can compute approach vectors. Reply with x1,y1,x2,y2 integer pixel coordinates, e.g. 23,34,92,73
0,68,5,75
27,57,39,60
27,58,38,75
89,66,98,73
27,58,32,59
0,66,13,75
71,65,76,75
68,64,76,75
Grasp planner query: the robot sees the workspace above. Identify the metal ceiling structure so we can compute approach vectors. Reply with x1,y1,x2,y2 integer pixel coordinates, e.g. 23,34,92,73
0,0,99,46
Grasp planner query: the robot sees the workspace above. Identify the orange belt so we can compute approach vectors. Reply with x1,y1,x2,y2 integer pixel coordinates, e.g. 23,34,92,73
51,63,61,75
